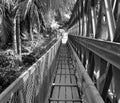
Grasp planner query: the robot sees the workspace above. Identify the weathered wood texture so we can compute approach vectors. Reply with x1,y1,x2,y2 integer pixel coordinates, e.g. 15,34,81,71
49,45,81,103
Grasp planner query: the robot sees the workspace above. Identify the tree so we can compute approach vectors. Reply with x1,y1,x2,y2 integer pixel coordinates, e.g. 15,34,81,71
0,0,47,61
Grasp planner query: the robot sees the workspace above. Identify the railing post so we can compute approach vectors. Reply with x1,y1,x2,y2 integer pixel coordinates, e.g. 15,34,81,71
78,44,81,60
87,52,95,79
101,64,113,101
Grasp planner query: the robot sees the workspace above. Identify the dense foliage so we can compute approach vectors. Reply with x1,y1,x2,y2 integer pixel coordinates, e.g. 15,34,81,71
0,0,76,93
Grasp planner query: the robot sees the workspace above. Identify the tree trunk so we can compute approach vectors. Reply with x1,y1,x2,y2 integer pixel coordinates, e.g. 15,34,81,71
14,16,17,55
30,12,33,41
14,11,22,61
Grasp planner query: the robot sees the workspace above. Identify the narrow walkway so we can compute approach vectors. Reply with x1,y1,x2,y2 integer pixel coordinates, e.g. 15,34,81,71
49,45,82,103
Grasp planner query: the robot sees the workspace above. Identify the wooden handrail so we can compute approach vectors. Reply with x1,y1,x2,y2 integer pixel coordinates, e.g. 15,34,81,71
68,41,104,103
69,35,120,69
0,37,62,103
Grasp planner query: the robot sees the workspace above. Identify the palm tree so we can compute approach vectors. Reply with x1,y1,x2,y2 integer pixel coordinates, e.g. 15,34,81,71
0,0,47,61
0,2,13,49
0,0,75,61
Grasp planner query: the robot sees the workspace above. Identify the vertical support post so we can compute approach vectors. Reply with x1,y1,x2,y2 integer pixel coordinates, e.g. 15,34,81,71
79,0,83,36
87,13,93,37
83,0,88,37
112,0,117,13
95,0,103,39
91,7,96,38
86,0,92,37
80,19,83,36
112,66,120,102
94,55,101,90
83,15,87,37
87,52,95,79
81,0,84,36
78,0,81,35
99,59,107,94
78,44,81,59
104,0,116,41
101,64,113,101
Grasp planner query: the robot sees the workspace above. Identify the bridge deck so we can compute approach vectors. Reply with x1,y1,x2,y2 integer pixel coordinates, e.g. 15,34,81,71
49,45,81,103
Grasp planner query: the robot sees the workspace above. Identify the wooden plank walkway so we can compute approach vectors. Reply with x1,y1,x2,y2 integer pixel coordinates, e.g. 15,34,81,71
49,45,81,103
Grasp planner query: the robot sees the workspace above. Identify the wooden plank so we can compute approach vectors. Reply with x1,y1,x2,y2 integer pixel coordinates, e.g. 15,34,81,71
57,69,61,74
68,60,72,63
70,69,74,74
59,87,66,103
65,60,68,63
55,75,61,83
66,87,72,103
59,59,66,103
68,60,73,68
62,69,66,74
60,75,65,83
66,75,71,84
50,45,81,103
50,98,81,102
62,64,66,69
51,87,59,103
50,101,57,103
72,87,80,103
65,64,69,69
71,75,76,84
66,69,70,74
52,83,77,87
58,64,61,70
68,64,73,69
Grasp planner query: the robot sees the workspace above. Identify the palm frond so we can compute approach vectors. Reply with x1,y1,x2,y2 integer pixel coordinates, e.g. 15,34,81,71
16,0,33,20
0,4,13,49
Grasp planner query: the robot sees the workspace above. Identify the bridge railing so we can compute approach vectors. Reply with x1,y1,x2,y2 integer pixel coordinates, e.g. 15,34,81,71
69,35,120,102
68,41,104,103
0,37,61,103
